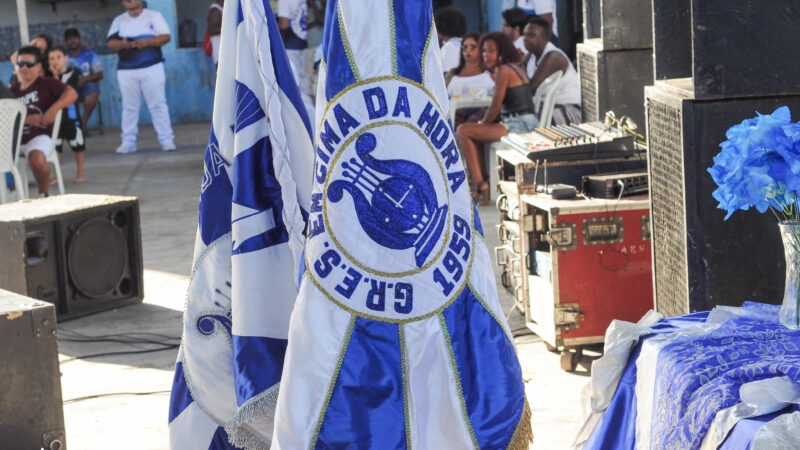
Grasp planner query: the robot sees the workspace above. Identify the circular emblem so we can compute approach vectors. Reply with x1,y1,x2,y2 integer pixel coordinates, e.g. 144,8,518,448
305,77,474,322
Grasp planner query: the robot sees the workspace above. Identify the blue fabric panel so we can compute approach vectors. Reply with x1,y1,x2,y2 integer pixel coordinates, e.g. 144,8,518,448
231,136,289,254
199,126,233,245
168,361,194,423
392,0,431,83
115,34,163,70
321,0,357,101
237,1,244,25
719,405,799,450
583,312,711,449
233,81,266,133
441,288,525,448
208,426,245,450
315,318,406,449
472,203,483,237
232,335,288,405
260,0,313,137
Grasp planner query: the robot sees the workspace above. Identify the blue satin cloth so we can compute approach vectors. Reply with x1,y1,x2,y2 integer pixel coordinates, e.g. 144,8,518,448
585,305,800,449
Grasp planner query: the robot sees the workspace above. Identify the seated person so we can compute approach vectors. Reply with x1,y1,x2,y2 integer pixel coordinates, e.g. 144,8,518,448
434,6,467,75
10,46,78,197
455,32,536,205
49,46,87,183
446,32,495,127
64,28,104,136
446,32,495,97
501,7,530,58
523,17,581,125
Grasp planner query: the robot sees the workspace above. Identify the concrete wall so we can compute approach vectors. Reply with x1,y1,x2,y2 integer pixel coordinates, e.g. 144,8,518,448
2,0,216,128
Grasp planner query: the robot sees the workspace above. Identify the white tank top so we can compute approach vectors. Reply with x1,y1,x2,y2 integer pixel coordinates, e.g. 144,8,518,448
537,42,581,106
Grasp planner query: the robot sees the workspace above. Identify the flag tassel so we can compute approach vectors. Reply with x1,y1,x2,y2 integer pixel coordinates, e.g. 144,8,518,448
507,399,534,450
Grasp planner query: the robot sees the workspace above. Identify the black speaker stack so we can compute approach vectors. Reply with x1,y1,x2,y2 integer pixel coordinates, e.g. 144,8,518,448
0,194,144,320
577,0,653,129
646,1,800,316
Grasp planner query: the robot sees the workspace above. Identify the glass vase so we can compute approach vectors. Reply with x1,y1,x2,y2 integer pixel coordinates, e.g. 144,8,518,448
779,221,800,329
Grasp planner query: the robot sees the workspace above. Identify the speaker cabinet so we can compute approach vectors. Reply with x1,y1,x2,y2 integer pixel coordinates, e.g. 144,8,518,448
645,85,800,316
0,289,65,450
577,40,653,129
582,0,652,50
0,195,143,320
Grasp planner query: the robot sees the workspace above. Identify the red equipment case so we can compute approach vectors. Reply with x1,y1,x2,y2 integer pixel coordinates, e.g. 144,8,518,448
521,194,653,369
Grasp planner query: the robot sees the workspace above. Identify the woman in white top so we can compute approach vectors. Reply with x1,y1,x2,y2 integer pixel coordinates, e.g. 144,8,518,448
446,32,495,98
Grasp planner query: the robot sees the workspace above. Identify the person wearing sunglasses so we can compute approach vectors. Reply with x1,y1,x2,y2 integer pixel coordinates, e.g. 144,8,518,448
107,0,176,154
9,46,78,197
446,32,494,97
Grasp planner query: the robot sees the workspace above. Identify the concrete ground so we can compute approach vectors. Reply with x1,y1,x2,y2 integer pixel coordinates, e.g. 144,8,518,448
21,122,596,449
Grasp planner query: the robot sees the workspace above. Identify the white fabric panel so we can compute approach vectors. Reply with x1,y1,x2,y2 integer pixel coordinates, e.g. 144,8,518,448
404,317,475,450
169,402,220,450
271,282,354,449
339,0,392,79
422,24,450,118
231,244,296,338
180,235,239,424
468,239,514,344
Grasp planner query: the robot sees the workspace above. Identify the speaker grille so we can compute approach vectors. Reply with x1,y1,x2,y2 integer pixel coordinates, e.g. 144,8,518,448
67,217,128,298
578,49,598,122
646,98,689,317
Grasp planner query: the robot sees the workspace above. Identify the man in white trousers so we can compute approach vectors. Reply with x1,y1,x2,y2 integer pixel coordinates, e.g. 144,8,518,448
107,0,176,154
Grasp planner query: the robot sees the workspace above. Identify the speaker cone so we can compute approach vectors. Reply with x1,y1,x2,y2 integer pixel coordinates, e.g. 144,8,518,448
67,216,128,298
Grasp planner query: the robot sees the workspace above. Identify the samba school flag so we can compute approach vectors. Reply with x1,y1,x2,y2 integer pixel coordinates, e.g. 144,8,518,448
168,0,313,448
272,0,532,448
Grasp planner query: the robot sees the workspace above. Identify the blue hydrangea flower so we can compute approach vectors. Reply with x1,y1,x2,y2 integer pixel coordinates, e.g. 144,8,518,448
708,106,799,219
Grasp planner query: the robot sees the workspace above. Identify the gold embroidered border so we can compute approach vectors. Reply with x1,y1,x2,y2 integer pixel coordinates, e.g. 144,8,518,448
438,313,479,448
506,399,533,450
420,23,434,84
399,323,412,449
320,119,452,278
310,315,357,449
389,0,397,76
468,282,515,346
337,2,361,81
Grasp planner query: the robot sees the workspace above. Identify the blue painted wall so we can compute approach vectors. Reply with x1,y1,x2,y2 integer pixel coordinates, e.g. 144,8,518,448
1,0,216,129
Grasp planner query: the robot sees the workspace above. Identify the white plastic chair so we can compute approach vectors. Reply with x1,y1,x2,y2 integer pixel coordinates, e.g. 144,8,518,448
17,109,65,197
532,70,563,127
0,99,27,203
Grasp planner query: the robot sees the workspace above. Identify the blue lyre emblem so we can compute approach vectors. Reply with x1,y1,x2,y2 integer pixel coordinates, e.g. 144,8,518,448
327,132,448,268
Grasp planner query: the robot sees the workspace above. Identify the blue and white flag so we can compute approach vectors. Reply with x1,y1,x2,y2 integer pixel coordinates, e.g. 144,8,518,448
168,0,313,448
272,1,532,448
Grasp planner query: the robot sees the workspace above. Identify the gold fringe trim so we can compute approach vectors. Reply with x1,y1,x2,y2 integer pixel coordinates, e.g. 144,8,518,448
507,398,533,450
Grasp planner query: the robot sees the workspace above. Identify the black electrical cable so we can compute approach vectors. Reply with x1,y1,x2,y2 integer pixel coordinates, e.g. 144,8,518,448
59,344,179,364
63,390,171,405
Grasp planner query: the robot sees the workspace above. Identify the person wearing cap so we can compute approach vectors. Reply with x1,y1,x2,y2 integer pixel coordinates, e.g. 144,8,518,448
107,0,176,154
64,27,104,136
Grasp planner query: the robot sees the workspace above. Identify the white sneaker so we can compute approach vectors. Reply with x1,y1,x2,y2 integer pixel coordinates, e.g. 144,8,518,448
161,142,176,152
115,143,137,154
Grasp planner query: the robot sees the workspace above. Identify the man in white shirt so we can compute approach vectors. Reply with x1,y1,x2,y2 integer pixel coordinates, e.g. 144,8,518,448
517,0,558,45
107,0,175,153
276,0,309,96
434,6,467,74
501,7,530,57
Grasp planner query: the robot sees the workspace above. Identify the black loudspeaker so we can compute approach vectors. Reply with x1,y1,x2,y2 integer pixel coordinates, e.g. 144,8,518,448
0,194,143,320
0,289,65,450
582,0,652,50
645,85,800,316
653,0,800,99
577,40,653,129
